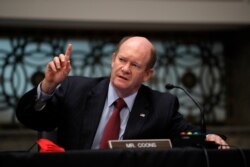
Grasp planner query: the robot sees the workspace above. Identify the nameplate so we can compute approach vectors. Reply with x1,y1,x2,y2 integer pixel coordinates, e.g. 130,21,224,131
108,139,172,149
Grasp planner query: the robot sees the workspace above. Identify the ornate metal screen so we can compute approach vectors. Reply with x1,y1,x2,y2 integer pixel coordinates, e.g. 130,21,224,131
0,36,226,125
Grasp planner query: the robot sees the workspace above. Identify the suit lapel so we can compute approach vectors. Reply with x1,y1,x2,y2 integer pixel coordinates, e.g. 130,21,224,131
80,78,109,148
123,86,150,139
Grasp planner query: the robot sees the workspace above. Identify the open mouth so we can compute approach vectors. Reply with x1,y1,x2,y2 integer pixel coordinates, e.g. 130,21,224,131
118,75,128,81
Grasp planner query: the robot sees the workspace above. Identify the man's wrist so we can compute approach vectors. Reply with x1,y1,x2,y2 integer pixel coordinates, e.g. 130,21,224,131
41,80,57,94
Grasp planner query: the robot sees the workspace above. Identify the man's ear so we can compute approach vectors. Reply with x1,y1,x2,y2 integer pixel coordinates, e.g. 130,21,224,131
143,68,154,82
111,52,116,67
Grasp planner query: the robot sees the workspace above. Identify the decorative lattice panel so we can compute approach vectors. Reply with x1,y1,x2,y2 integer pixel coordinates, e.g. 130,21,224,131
0,36,226,125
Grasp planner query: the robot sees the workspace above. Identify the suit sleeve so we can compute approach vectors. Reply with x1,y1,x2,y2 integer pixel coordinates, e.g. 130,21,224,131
16,86,62,132
164,94,199,138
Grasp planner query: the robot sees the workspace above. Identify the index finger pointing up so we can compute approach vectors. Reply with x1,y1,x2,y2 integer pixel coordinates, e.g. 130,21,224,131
65,43,72,60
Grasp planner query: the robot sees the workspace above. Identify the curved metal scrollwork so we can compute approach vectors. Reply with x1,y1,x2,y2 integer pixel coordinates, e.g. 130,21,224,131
0,37,226,125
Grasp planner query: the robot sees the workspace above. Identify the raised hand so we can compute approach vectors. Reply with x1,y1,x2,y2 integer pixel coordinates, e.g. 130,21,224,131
41,44,72,94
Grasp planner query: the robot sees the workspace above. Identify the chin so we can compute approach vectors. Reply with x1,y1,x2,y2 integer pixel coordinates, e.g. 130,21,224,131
113,81,129,89
114,83,127,89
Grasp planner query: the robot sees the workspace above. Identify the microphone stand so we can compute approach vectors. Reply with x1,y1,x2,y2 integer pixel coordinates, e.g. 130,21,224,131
165,83,207,147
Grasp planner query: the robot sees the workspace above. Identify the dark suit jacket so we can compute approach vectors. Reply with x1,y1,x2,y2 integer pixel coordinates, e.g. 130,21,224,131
16,76,197,150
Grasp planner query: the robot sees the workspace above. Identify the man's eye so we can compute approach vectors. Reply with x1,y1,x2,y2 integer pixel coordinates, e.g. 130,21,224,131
132,63,140,68
119,58,125,62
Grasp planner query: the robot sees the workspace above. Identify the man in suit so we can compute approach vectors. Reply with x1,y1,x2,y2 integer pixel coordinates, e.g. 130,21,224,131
16,36,229,150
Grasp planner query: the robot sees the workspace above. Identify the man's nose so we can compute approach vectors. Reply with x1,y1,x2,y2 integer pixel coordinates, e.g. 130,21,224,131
121,63,131,73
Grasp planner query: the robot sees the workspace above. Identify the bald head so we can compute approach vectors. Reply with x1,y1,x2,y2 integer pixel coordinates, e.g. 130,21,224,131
114,36,156,69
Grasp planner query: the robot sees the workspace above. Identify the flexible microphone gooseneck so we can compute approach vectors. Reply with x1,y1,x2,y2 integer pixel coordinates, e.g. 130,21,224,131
165,83,207,136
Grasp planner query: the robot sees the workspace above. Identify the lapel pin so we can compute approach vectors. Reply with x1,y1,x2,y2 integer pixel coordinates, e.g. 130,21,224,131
140,113,146,117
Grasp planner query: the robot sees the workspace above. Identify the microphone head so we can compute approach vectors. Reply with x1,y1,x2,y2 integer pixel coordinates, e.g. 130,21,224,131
165,83,175,90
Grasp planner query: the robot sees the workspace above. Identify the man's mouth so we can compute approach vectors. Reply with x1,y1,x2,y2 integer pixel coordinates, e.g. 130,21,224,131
118,75,128,80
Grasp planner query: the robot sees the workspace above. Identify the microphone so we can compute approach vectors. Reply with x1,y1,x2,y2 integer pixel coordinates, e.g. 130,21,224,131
165,83,206,135
165,83,207,146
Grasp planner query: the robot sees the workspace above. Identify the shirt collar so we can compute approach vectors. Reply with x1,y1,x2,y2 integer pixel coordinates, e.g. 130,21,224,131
107,82,138,112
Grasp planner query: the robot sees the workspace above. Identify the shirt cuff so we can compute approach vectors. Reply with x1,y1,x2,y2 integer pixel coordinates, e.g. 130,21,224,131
34,82,54,111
